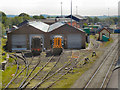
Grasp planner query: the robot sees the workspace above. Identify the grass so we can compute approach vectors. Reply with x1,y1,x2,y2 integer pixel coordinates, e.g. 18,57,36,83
86,43,89,48
90,34,113,48
0,38,7,63
90,35,96,39
0,38,8,89
90,34,98,39
0,38,17,88
0,69,1,87
2,65,17,88
0,38,14,63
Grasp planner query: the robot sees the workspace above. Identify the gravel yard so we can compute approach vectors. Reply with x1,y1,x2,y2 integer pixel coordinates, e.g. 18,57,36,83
2,34,117,88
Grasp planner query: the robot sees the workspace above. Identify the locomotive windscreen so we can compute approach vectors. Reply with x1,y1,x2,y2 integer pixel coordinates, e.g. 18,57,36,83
32,36,42,48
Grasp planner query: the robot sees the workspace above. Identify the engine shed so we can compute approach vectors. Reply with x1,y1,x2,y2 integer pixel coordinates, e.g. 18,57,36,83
7,21,86,52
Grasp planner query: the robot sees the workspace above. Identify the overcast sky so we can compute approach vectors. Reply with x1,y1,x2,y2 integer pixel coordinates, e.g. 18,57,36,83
0,0,119,16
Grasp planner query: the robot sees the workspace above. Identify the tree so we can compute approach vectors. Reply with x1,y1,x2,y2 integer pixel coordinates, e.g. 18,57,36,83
11,16,23,25
47,16,50,18
93,17,100,23
19,13,29,17
33,15,40,19
0,12,8,28
40,15,45,19
0,23,6,36
112,17,119,24
33,15,45,19
0,11,6,17
86,16,93,23
18,13,31,21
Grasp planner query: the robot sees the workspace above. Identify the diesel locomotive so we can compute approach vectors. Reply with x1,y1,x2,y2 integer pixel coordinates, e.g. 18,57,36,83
52,35,64,55
31,36,43,54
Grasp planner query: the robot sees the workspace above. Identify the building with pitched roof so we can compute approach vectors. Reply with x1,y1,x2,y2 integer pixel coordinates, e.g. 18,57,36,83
7,21,86,51
66,15,87,28
98,28,111,41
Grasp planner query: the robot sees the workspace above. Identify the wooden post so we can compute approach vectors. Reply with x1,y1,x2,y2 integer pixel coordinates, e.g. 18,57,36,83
2,61,7,71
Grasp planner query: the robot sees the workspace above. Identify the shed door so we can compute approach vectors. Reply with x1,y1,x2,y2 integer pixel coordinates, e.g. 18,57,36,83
67,34,82,49
12,35,26,49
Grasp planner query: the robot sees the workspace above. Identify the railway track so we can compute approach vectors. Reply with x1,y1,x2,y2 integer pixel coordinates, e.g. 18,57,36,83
9,54,19,78
4,49,92,89
84,39,118,89
30,51,79,89
20,55,54,89
4,52,36,89
26,50,91,89
13,51,76,89
45,53,81,89
20,52,67,89
28,50,91,89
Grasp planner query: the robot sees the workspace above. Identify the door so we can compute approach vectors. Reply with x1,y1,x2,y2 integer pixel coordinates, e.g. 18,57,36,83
67,34,82,49
12,34,27,50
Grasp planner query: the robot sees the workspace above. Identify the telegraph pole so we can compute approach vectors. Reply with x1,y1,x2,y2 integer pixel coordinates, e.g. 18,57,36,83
61,2,63,17
71,0,72,26
108,8,109,17
76,6,78,15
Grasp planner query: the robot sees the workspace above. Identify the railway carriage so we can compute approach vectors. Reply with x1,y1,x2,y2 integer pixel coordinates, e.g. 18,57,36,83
31,36,43,54
52,35,64,55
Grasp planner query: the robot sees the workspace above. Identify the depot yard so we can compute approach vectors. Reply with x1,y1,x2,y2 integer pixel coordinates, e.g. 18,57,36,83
1,34,115,88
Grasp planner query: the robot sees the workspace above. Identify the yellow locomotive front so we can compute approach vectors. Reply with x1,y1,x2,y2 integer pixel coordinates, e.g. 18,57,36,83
52,35,63,55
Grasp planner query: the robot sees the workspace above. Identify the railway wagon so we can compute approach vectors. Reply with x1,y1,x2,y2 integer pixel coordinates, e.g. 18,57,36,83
52,35,64,55
114,29,120,33
31,36,43,54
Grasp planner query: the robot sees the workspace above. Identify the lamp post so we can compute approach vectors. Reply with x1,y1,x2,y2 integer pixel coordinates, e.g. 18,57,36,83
71,0,72,26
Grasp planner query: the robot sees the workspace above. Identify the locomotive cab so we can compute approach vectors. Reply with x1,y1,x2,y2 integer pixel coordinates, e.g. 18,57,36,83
52,35,63,55
31,36,43,54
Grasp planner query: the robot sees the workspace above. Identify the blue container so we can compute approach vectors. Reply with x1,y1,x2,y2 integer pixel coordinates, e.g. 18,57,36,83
102,35,109,42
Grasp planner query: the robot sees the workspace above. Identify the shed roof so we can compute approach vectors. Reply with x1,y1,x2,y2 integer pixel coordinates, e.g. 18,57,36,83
48,22,66,32
99,28,111,34
29,21,49,32
73,15,86,19
8,20,85,34
40,18,75,24
66,15,87,22
28,21,66,32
